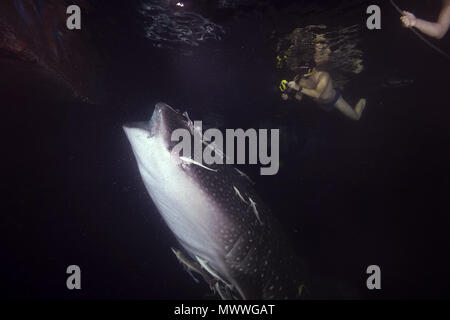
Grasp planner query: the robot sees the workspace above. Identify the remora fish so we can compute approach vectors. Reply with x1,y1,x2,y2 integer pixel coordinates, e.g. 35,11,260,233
123,102,307,299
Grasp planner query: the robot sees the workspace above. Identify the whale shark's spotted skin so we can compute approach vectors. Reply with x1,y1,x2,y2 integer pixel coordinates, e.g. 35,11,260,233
123,103,307,299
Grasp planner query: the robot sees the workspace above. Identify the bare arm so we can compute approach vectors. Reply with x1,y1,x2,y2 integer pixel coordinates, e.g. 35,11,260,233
299,73,330,99
401,2,450,39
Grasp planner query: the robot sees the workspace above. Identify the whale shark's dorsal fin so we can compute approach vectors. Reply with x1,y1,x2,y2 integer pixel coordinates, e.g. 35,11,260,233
248,197,263,225
180,156,218,172
233,186,248,205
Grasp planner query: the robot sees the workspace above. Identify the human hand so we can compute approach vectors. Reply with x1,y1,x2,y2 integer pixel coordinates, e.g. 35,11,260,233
281,93,289,101
401,11,417,28
288,81,300,91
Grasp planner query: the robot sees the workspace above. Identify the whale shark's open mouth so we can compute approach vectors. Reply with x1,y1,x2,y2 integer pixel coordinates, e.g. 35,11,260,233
124,102,186,137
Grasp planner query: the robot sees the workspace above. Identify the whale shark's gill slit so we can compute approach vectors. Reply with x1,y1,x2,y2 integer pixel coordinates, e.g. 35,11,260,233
225,233,246,260
180,156,218,172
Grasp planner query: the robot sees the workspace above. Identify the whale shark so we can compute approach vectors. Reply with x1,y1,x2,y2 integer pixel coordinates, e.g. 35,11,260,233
123,102,307,299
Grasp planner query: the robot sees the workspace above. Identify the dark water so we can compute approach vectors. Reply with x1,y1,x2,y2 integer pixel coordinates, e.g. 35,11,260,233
2,0,450,299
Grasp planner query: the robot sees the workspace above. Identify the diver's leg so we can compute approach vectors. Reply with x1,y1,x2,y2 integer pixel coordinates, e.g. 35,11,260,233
334,96,366,121
354,98,367,119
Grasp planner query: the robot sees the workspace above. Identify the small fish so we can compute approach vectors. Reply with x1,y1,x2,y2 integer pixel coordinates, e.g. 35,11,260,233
171,248,202,283
235,168,255,185
233,186,248,204
180,156,218,172
248,197,263,225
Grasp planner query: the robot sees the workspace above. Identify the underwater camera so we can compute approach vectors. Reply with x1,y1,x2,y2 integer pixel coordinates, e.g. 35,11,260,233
279,79,298,98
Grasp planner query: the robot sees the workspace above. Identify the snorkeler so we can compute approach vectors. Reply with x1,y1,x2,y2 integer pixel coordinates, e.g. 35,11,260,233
400,0,450,39
280,64,366,121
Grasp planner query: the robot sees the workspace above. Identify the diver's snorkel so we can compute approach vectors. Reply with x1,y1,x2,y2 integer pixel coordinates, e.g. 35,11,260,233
296,65,317,79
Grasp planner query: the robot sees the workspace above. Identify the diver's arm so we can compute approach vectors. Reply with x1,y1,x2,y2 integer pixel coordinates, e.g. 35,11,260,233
402,4,450,39
300,73,329,99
